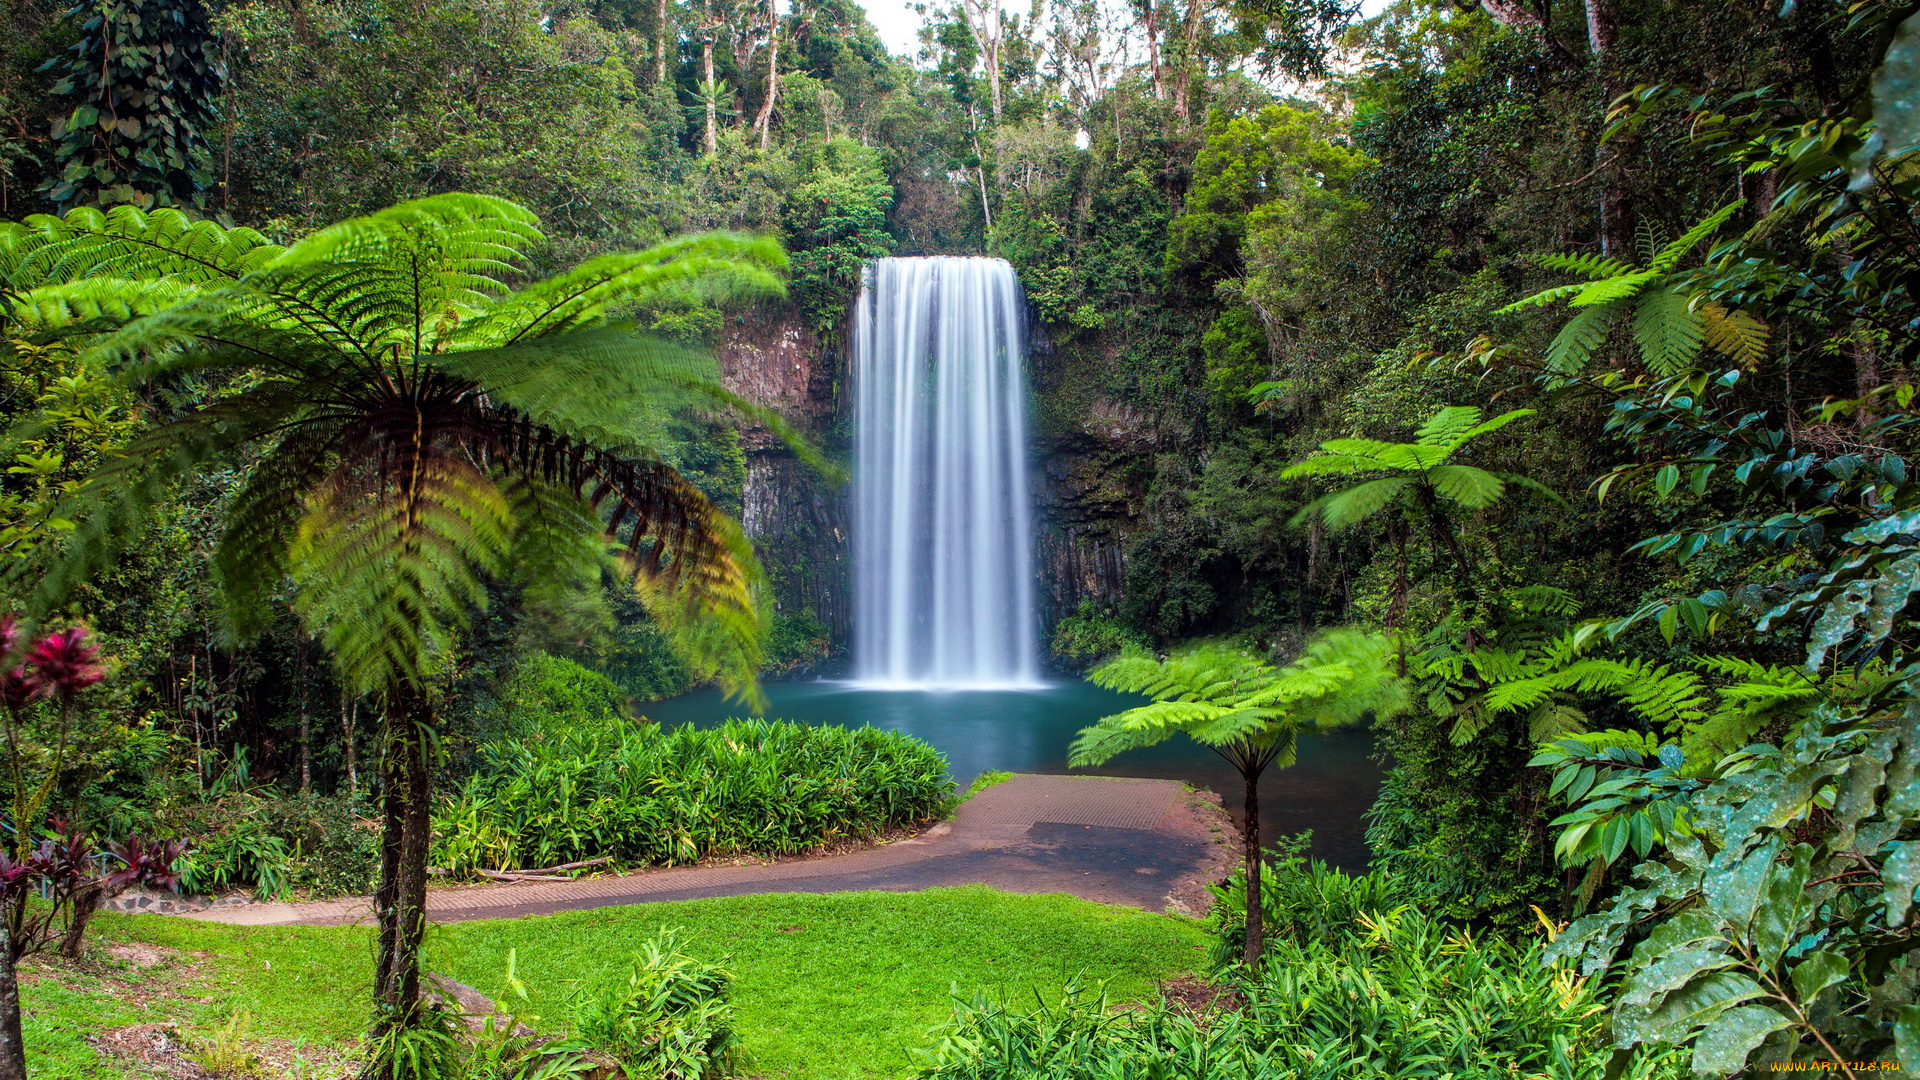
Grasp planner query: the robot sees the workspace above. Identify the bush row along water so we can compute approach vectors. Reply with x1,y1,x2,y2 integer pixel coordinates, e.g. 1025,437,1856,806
431,718,955,874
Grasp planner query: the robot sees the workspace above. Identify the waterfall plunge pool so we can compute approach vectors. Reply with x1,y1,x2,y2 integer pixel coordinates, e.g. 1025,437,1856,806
642,680,1385,870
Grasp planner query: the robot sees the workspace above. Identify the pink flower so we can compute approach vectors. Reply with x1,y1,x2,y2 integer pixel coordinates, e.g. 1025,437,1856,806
25,625,105,700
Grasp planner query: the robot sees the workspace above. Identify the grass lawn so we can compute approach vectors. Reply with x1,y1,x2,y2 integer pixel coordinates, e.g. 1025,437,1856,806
35,886,1208,1078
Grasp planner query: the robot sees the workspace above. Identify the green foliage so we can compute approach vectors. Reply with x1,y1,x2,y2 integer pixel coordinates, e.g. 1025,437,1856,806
1499,203,1761,376
431,718,954,874
41,0,225,210
1203,832,1414,970
483,652,630,739
1283,405,1555,532
1072,630,1406,773
1545,705,1920,1073
1166,103,1368,286
166,786,379,899
764,609,831,676
568,928,735,1079
1046,598,1148,667
963,769,1014,798
921,887,1682,1079
783,139,894,331
0,196,793,702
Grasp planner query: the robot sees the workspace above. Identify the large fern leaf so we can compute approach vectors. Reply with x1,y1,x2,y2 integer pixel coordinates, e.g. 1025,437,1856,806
1630,288,1706,374
1545,302,1618,373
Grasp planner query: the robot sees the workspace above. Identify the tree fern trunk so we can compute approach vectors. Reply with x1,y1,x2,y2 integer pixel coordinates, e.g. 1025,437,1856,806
1241,766,1263,967
368,687,433,1062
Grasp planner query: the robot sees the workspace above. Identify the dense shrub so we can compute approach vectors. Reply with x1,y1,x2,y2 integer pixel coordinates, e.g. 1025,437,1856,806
432,718,954,874
923,889,1684,1080
1046,599,1149,668
170,789,378,899
484,652,631,737
1203,833,1414,969
571,929,736,1079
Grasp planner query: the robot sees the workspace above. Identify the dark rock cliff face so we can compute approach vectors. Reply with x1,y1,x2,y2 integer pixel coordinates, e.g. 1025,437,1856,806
1032,396,1155,628
719,299,1146,659
717,308,852,649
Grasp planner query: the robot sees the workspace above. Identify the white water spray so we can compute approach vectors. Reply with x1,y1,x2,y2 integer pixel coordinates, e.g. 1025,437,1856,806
851,257,1040,689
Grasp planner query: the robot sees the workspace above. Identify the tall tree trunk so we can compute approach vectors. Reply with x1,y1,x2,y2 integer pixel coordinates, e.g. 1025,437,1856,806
656,0,671,84
367,687,433,1063
702,31,719,156
1583,0,1615,51
1585,0,1632,256
1171,0,1204,126
1241,765,1263,967
297,637,311,794
342,691,358,796
754,5,779,150
0,936,25,1080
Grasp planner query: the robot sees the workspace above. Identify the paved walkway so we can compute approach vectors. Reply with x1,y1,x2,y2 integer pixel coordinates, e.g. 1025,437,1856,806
183,774,1230,927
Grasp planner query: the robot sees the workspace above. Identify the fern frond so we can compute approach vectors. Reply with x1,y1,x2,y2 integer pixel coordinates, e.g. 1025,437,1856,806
213,422,345,640
291,449,514,693
3,204,283,288
1528,703,1588,743
1648,200,1744,273
1496,281,1590,314
1545,302,1618,374
1294,476,1413,529
1536,252,1635,281
1570,270,1659,307
1413,406,1485,447
4,278,203,331
1697,301,1769,366
1444,408,1535,450
468,231,788,346
1428,464,1507,509
1498,473,1572,509
1631,288,1705,375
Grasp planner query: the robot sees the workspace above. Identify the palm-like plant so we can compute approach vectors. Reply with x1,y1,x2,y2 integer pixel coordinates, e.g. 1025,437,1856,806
0,196,797,1059
1069,629,1406,966
1283,406,1561,621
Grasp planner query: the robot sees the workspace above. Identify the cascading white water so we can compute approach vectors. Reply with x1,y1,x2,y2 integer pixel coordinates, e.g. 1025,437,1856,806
851,257,1040,689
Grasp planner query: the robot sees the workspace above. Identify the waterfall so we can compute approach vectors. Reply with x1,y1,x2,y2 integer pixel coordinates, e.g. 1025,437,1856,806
851,257,1041,689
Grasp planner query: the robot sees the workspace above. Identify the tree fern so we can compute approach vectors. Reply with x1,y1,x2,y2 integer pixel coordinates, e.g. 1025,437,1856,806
1074,630,1405,965
0,192,805,1048
1284,406,1563,621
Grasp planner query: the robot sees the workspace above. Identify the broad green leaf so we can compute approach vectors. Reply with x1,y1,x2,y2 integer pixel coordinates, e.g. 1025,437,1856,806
1752,844,1814,967
1690,1005,1791,1075
1625,971,1767,1046
1885,839,1919,924
1896,1004,1920,1071
1786,950,1848,1004
1703,840,1779,935
1872,11,1920,159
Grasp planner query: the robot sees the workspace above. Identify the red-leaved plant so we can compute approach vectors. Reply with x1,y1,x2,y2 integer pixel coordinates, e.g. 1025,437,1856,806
0,616,183,959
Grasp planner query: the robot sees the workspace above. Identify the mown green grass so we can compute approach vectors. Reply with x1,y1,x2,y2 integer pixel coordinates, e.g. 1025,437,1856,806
38,887,1206,1078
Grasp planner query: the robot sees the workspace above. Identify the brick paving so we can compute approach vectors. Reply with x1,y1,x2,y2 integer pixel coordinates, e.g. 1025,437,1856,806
180,774,1219,927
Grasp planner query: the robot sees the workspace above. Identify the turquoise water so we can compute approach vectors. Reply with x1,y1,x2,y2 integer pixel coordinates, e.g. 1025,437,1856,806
641,680,1383,869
